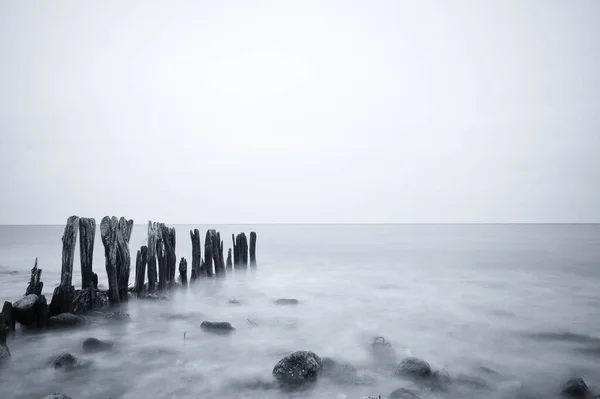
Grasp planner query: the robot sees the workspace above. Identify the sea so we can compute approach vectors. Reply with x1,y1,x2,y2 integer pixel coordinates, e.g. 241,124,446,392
0,223,599,399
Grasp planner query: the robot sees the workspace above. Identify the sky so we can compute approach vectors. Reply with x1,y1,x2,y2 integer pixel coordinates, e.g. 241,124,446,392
0,0,599,224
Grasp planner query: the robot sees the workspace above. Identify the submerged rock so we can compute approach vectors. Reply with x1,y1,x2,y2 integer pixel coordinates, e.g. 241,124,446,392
72,288,109,314
228,299,242,305
274,298,299,305
48,313,86,329
41,395,72,399
371,336,396,363
395,357,432,378
200,321,235,334
0,343,11,363
82,337,113,353
104,312,131,322
322,357,376,386
431,369,452,391
49,353,80,371
12,294,41,326
389,388,420,399
272,350,323,387
561,377,590,398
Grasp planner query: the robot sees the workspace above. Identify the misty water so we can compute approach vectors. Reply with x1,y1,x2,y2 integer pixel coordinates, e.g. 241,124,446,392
0,224,599,399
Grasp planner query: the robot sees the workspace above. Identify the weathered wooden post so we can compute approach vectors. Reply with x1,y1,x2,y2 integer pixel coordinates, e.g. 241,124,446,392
210,231,225,277
161,224,176,286
226,249,232,271
157,233,167,290
242,233,249,267
233,233,248,269
79,217,96,289
147,222,158,292
179,257,188,287
116,217,133,302
100,216,120,305
190,229,201,281
25,258,43,296
49,215,79,315
135,246,148,295
232,234,238,266
250,231,257,267
204,230,214,277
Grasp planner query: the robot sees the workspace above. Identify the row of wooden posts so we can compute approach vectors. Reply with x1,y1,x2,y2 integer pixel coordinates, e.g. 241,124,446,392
49,216,257,313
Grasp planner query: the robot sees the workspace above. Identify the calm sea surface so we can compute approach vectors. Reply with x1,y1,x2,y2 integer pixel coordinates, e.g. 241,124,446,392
0,224,599,399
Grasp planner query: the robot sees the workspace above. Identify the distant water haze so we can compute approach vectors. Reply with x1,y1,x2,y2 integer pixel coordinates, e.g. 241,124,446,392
1,224,599,398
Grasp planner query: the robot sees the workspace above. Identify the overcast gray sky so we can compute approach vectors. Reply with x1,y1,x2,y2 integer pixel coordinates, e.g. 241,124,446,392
0,0,599,224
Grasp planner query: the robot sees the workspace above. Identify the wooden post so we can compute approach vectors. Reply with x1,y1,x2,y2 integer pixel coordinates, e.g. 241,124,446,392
100,216,120,305
210,231,225,277
232,234,238,267
190,229,201,281
49,215,79,315
179,257,188,287
79,217,96,289
25,258,43,296
226,249,232,271
135,246,148,295
219,238,225,275
116,217,133,302
242,233,248,267
1,302,15,336
157,233,167,290
147,221,158,292
250,231,257,267
160,224,176,286
204,230,214,277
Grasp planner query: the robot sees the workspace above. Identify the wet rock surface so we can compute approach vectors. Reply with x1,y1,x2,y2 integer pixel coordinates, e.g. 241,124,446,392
561,377,590,398
272,350,323,387
274,298,299,305
72,288,109,314
49,353,80,371
395,357,432,378
82,337,113,353
48,313,86,329
200,321,235,334
12,294,41,326
41,394,73,399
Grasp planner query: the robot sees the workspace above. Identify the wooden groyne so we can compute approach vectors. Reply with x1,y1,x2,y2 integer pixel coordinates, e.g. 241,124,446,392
0,215,258,339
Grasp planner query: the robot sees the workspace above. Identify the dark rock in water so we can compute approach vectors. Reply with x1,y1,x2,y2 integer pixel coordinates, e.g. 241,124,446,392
49,353,79,370
272,350,323,387
41,394,73,399
561,377,590,398
82,337,113,353
395,357,432,378
274,298,299,305
322,357,376,386
389,388,420,399
48,313,86,329
104,312,131,322
1,301,15,333
360,396,382,399
201,321,235,334
228,299,242,305
34,294,48,328
12,294,40,326
72,288,109,314
431,369,452,391
0,343,11,363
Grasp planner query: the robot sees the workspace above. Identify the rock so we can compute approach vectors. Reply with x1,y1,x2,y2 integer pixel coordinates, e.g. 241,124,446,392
0,343,11,363
48,313,86,329
12,294,40,326
41,395,73,399
82,337,113,353
104,312,131,322
431,369,452,390
274,298,299,305
200,321,235,334
2,301,15,333
72,288,109,314
228,299,242,305
34,294,48,328
272,350,323,387
395,357,432,378
361,396,382,399
389,388,420,399
561,377,590,398
49,353,79,371
371,336,396,363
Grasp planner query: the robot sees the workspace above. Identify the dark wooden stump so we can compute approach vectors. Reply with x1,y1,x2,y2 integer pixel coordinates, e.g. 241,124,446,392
50,215,79,315
100,216,120,305
209,231,225,277
179,257,188,287
135,246,148,295
250,231,257,267
232,234,238,267
79,217,96,289
242,233,248,267
160,224,176,286
204,230,214,277
1,302,14,338
190,229,201,281
147,222,158,292
157,234,166,290
25,258,43,296
226,249,232,271
233,233,248,269
116,217,133,302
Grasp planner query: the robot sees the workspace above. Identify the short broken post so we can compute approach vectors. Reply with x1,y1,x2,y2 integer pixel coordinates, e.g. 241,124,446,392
190,229,201,281
147,222,158,292
226,249,232,271
100,216,120,305
49,215,79,315
25,258,43,296
179,257,188,287
79,217,96,289
204,230,214,277
135,246,148,296
161,224,177,286
250,231,257,267
116,217,133,302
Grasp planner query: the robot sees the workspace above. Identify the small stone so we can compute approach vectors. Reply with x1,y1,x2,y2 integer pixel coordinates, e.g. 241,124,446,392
274,298,299,305
561,377,590,398
228,299,242,305
49,353,79,370
200,321,235,334
272,350,323,387
82,337,113,353
395,357,432,378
